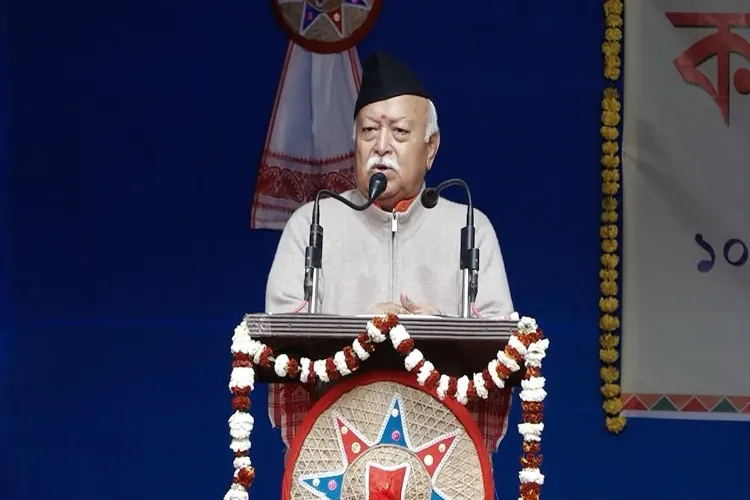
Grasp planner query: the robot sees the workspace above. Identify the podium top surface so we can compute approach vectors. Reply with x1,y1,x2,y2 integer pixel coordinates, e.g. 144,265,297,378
242,313,515,341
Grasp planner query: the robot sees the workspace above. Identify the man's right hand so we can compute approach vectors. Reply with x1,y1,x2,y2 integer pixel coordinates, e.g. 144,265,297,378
367,302,407,315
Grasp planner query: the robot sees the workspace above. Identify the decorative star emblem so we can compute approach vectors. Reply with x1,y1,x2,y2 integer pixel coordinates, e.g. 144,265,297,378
298,394,460,499
298,0,372,37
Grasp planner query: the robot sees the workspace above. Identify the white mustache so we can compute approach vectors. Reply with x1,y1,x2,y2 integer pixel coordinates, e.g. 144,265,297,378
366,155,400,172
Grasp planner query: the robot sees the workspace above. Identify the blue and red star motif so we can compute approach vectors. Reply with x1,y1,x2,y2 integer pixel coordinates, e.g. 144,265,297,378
298,0,371,36
298,394,460,499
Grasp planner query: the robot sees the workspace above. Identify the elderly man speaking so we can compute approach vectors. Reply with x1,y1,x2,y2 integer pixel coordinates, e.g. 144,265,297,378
265,51,515,457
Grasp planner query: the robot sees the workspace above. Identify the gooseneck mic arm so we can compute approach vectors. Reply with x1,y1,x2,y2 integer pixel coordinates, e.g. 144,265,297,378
420,179,478,318
304,172,388,313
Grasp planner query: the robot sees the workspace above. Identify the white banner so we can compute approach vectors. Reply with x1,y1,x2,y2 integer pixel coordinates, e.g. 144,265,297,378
622,0,750,420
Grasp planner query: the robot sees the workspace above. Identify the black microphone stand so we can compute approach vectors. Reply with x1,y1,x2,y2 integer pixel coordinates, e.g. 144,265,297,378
421,179,478,318
304,173,388,313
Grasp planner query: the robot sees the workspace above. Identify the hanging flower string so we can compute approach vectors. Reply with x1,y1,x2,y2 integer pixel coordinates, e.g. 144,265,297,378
225,314,548,500
600,0,626,434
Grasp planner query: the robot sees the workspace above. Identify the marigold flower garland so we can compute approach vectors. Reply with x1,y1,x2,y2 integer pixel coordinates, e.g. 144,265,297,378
225,314,548,500
600,0,626,434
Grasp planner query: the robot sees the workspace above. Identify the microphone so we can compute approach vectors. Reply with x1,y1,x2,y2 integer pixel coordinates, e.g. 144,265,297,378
303,172,388,313
420,187,440,209
420,179,478,318
367,171,388,202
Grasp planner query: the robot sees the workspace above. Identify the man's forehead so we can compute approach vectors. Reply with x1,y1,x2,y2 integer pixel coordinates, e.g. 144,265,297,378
358,95,428,121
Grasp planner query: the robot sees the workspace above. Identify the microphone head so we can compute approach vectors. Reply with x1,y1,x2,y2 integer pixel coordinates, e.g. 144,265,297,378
421,188,439,209
368,172,388,201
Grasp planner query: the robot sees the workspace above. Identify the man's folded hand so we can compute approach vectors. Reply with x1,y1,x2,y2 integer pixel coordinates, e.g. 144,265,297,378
367,293,441,315
368,302,408,315
400,291,441,315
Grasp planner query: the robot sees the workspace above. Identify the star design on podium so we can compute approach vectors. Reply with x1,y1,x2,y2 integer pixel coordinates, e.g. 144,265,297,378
298,394,460,499
282,0,372,37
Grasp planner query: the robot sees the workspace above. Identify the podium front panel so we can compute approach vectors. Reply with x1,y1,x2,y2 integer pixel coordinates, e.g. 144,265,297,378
282,371,494,500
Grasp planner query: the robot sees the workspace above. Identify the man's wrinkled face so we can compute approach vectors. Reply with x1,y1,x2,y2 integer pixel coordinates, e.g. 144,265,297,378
354,95,439,211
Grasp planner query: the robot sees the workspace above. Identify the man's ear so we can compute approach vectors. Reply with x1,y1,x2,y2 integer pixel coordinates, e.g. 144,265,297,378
426,132,440,171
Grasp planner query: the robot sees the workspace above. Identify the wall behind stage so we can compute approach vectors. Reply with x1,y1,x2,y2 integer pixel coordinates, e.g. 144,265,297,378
0,6,11,489
4,1,747,499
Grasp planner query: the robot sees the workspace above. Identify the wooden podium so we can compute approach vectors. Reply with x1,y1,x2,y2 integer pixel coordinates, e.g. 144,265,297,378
247,313,524,384
226,313,546,500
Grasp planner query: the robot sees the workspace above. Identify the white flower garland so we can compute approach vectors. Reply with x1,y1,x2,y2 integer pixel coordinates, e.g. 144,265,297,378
226,314,548,500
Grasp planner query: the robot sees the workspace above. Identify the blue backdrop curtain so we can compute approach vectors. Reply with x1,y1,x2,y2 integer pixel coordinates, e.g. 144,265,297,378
1,6,12,497
3,1,747,499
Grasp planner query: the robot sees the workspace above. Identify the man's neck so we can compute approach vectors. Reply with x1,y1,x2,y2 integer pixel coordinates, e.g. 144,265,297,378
375,195,416,213
345,187,429,239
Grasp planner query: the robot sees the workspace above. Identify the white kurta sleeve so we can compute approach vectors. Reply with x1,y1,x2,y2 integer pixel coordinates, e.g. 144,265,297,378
264,205,313,314
472,209,514,318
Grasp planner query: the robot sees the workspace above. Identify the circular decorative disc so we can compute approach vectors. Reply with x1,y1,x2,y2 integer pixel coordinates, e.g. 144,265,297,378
271,0,382,54
282,371,494,500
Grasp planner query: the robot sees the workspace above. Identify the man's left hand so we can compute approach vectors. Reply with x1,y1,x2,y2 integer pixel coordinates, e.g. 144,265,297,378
400,291,441,315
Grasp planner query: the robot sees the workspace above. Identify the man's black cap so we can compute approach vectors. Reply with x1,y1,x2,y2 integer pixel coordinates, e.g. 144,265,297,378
354,51,431,118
